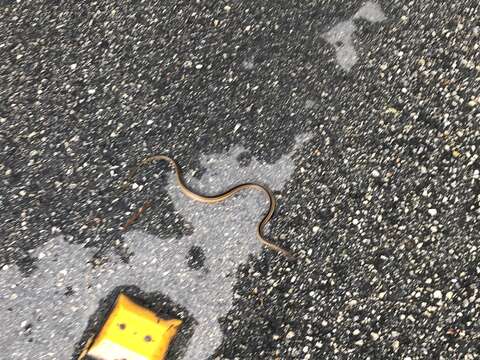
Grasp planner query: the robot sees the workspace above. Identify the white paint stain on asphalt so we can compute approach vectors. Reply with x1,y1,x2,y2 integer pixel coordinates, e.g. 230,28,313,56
0,134,310,359
322,1,386,71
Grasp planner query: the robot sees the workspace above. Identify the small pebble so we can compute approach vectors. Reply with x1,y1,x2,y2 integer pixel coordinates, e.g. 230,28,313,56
392,340,400,351
428,208,437,216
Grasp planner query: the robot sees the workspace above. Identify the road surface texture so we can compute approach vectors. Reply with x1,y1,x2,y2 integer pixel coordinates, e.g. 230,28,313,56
1,0,479,359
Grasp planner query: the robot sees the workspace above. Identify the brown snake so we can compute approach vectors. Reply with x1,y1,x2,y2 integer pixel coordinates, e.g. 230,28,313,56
125,155,294,260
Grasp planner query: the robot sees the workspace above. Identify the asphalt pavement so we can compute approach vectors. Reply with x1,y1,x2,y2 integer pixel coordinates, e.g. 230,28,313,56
1,0,480,359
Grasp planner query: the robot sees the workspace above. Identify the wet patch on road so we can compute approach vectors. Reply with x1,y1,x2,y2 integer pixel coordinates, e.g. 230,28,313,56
0,134,310,359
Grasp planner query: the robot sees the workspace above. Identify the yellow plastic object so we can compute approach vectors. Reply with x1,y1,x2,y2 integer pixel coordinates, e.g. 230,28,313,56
84,293,182,360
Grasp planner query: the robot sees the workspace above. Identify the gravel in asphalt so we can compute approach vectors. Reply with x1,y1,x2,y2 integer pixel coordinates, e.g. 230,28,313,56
1,0,480,359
